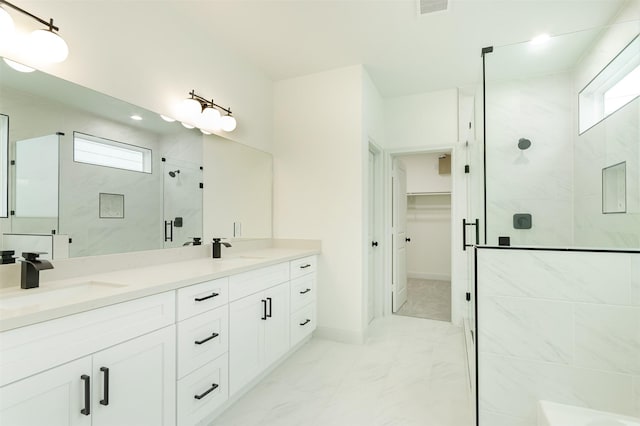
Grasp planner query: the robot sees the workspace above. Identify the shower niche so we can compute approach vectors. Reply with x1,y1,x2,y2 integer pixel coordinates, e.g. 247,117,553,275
602,161,626,214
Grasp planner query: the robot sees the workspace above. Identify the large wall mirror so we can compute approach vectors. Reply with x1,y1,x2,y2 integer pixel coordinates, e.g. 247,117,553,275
0,58,273,259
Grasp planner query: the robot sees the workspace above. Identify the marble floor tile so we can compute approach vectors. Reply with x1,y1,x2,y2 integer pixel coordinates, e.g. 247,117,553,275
210,315,473,426
396,279,452,322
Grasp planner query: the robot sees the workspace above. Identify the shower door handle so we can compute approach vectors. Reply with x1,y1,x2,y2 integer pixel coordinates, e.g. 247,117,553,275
164,220,173,242
462,218,479,251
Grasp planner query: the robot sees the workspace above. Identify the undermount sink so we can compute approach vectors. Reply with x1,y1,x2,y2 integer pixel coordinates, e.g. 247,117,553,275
0,281,127,311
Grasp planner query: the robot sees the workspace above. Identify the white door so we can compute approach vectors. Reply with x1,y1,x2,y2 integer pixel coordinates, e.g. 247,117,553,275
263,282,291,366
367,150,376,324
229,292,265,395
0,357,92,426
92,326,176,426
392,159,408,312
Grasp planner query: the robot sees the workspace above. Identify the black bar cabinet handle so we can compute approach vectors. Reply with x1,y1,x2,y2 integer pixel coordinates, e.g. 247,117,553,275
299,288,311,295
261,299,267,320
80,374,91,415
194,292,219,302
300,264,311,269
299,319,311,326
194,383,219,400
195,332,219,345
100,367,109,406
462,218,467,251
266,297,273,318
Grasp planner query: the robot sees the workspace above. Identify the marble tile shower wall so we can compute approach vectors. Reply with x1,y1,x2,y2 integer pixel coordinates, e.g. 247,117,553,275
573,98,640,248
477,248,640,426
485,73,574,247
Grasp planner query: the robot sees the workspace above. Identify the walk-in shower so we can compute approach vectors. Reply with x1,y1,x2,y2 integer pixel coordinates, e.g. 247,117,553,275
474,17,640,426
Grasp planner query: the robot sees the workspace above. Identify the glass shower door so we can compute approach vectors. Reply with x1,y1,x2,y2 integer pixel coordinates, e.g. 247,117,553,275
162,158,203,248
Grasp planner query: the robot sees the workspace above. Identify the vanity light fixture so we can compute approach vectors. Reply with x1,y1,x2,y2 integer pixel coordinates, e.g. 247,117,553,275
179,90,237,133
130,115,142,121
0,0,69,64
0,4,14,40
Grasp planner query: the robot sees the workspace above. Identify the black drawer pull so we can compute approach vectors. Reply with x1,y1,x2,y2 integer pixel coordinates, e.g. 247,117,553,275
195,292,219,302
80,374,90,415
194,383,219,400
299,288,311,295
266,297,272,318
195,332,219,345
261,299,267,320
99,367,109,406
299,319,311,326
300,264,311,269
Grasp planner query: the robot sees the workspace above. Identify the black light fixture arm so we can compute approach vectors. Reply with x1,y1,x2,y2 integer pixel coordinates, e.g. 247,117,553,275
0,0,60,32
189,90,233,116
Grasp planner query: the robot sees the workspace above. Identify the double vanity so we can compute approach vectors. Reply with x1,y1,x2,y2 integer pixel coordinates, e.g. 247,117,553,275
0,243,318,425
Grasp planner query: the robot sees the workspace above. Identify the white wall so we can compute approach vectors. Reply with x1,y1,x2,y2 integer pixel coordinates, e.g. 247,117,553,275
274,65,365,343
384,89,459,149
477,247,640,426
0,1,274,154
398,153,452,194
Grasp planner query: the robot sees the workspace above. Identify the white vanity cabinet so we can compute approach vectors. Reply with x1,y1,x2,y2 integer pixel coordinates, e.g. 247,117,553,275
289,255,317,347
0,293,176,426
175,278,229,426
228,264,291,396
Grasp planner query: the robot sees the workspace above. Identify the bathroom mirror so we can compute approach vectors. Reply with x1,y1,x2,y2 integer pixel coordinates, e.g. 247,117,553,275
0,58,273,258
602,162,626,214
484,22,640,249
0,114,7,218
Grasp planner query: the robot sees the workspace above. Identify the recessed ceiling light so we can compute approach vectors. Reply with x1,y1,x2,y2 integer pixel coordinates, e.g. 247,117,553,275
160,114,176,122
130,115,142,121
531,33,551,45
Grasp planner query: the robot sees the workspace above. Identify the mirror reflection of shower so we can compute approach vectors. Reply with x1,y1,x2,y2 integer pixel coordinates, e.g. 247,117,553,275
168,169,180,178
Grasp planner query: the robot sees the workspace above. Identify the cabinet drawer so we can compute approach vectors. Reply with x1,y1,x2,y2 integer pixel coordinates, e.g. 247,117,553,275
177,305,229,379
177,353,228,426
0,291,175,387
229,263,289,302
177,277,228,321
290,303,316,348
290,274,315,312
290,256,316,280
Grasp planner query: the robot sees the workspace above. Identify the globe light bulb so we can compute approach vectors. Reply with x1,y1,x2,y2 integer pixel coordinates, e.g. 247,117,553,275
29,29,69,63
199,106,221,132
181,122,195,129
3,58,35,73
0,7,15,43
180,97,202,122
220,115,237,132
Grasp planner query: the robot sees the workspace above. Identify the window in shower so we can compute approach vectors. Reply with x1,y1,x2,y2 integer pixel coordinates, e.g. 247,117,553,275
73,132,152,173
579,34,639,134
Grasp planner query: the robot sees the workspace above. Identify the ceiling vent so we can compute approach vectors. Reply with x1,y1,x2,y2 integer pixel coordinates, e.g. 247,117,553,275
418,0,448,15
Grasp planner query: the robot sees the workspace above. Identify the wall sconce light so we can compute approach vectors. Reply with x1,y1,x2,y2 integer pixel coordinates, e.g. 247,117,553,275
0,0,69,70
177,90,237,133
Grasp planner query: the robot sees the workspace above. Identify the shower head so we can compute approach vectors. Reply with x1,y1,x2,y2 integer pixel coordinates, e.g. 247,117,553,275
168,170,180,178
518,138,531,150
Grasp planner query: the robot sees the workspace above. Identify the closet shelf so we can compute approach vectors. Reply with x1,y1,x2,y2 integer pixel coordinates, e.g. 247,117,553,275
407,192,451,196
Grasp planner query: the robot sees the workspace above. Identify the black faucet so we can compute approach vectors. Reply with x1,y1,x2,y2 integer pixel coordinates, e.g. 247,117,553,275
212,238,232,258
0,250,16,265
183,237,202,246
20,252,54,289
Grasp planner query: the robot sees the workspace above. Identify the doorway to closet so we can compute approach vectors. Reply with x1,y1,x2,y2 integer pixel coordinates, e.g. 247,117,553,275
392,151,452,322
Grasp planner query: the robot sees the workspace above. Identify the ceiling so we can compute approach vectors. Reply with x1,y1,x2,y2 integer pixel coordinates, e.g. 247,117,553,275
173,0,629,96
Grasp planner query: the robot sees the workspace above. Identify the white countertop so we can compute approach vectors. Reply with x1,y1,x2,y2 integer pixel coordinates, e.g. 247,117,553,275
0,247,318,332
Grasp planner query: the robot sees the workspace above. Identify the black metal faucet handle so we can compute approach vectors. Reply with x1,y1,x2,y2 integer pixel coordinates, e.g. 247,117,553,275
22,252,47,261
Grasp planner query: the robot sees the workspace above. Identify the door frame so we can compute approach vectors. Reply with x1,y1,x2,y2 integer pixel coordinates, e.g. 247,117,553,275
382,144,463,325
363,141,384,332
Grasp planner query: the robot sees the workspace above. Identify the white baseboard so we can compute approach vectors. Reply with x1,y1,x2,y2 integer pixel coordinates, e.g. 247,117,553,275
407,272,451,281
314,326,365,344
